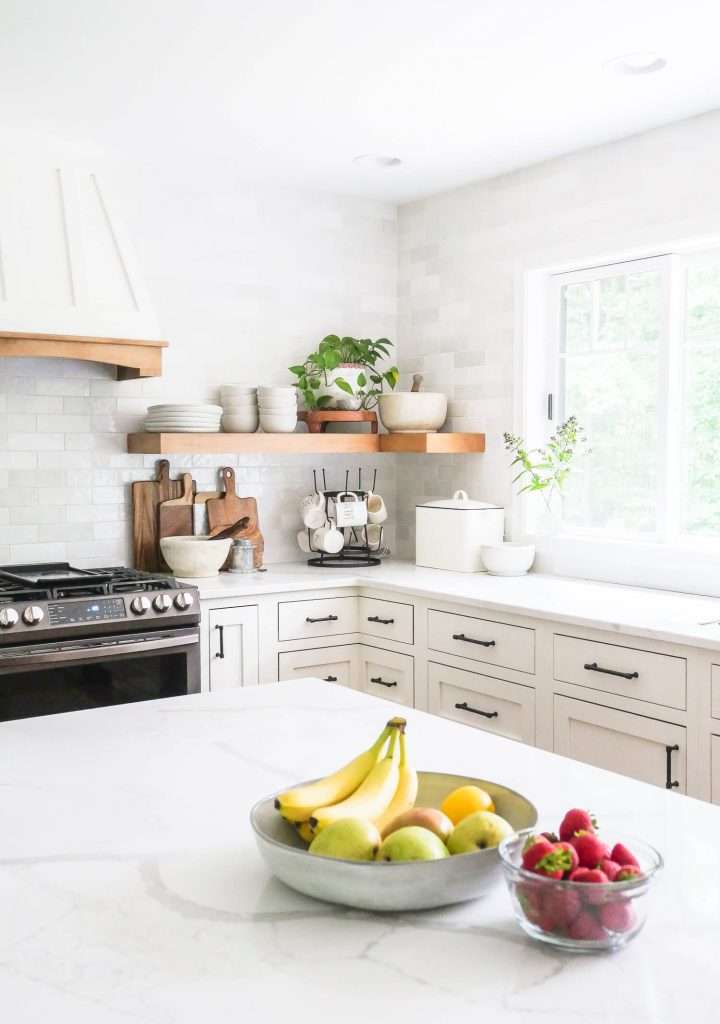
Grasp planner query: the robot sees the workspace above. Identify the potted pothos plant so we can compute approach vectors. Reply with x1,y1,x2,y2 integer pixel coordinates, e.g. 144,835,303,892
289,335,399,411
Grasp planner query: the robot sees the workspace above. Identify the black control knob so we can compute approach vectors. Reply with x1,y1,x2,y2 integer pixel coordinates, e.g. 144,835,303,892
174,592,194,611
0,607,19,628
130,596,150,615
153,594,172,613
22,605,44,626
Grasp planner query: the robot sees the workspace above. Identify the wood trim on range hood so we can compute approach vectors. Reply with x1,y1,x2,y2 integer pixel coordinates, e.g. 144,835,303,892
0,331,167,379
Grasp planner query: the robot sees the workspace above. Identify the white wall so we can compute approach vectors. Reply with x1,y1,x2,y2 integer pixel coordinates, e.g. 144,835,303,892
0,175,397,567
395,109,720,578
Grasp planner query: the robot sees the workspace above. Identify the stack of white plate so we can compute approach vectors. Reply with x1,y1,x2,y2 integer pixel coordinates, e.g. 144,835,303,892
221,385,258,433
144,404,223,432
258,386,297,433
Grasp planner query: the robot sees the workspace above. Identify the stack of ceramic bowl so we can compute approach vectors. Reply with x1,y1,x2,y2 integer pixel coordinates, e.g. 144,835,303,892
144,404,222,432
220,386,258,433
258,386,297,433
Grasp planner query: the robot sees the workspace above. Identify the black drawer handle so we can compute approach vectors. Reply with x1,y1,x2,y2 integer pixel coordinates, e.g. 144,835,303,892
323,675,338,682
452,633,496,648
665,744,680,790
584,661,639,681
368,615,395,625
306,614,339,623
370,676,398,688
214,624,225,659
455,701,499,720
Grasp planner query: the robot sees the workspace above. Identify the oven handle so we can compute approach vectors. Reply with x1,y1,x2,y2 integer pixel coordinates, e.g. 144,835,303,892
0,632,199,669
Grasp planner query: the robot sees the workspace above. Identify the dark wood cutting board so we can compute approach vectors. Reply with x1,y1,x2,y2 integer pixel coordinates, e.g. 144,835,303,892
158,473,195,557
132,460,183,572
207,467,264,568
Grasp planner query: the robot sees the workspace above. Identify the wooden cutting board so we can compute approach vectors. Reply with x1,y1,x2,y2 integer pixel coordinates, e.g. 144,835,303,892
158,474,195,559
132,460,183,572
193,490,223,536
207,467,264,568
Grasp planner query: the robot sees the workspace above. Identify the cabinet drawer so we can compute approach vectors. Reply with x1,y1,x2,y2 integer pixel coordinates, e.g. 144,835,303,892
358,645,414,707
427,609,535,674
428,661,534,744
712,736,720,805
711,666,720,720
278,596,357,641
278,645,355,690
554,695,686,792
359,596,413,645
554,634,686,710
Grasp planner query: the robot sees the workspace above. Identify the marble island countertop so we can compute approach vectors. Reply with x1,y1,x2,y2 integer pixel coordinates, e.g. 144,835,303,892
2,679,719,1023
187,559,720,650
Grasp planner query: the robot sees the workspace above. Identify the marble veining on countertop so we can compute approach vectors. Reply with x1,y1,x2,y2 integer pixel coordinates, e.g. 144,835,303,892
2,679,719,1023
186,559,720,650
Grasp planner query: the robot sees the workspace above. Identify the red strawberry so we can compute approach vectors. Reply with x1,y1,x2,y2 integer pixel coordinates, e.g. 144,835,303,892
522,836,554,872
533,842,579,879
616,865,643,882
559,808,597,842
569,867,609,884
600,858,622,881
568,910,608,941
611,843,640,868
572,832,610,868
543,887,582,929
535,906,561,934
599,900,635,933
554,841,579,875
517,884,544,925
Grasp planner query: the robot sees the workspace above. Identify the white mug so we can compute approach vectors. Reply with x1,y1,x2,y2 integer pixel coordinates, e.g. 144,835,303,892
367,491,387,525
312,524,344,555
300,491,326,529
296,529,312,554
334,492,368,528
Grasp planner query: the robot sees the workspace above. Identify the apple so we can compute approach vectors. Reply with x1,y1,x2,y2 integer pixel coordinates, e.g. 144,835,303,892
309,817,381,861
376,825,450,862
447,810,514,855
381,807,454,842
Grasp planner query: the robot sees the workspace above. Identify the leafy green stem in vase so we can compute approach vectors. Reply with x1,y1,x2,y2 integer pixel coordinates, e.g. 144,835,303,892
503,416,590,513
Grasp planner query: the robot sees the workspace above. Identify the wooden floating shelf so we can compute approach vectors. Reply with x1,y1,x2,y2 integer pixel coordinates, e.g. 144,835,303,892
0,331,167,380
127,431,486,455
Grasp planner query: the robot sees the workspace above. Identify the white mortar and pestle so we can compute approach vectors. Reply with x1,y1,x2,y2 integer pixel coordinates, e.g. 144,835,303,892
377,374,448,433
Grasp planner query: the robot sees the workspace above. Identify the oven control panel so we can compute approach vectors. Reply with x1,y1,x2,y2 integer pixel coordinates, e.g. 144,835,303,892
48,597,127,625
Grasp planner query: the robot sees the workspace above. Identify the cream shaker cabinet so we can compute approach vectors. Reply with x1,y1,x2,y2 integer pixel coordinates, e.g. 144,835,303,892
207,605,259,691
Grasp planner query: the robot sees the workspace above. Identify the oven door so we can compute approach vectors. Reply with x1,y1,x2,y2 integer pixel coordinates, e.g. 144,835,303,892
0,627,200,723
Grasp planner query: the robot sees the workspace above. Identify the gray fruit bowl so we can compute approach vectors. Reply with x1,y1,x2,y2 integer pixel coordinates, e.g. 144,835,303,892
250,771,537,912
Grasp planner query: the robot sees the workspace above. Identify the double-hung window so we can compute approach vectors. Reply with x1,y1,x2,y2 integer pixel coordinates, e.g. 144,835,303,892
547,249,720,545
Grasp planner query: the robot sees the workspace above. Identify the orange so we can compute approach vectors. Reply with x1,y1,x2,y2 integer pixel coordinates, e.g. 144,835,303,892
440,785,495,825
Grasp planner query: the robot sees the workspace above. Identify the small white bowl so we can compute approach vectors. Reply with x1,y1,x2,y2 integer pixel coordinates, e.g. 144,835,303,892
480,542,536,576
222,412,259,433
221,385,257,396
259,399,297,412
160,536,232,578
222,397,259,410
260,412,298,433
377,393,448,433
258,385,296,397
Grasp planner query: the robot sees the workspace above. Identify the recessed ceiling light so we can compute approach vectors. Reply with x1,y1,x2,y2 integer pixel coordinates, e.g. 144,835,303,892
604,52,667,75
352,153,403,168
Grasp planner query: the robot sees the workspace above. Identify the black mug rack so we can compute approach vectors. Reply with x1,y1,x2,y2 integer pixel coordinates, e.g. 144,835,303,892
305,468,383,568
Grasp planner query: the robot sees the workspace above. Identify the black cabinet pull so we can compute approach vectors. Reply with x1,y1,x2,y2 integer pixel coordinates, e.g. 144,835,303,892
452,633,496,648
214,624,225,659
584,661,639,681
306,614,339,623
455,701,499,719
370,676,398,688
665,744,680,790
323,675,338,682
368,615,395,625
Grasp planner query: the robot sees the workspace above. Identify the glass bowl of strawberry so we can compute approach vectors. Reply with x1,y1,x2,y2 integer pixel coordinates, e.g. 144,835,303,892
498,808,663,953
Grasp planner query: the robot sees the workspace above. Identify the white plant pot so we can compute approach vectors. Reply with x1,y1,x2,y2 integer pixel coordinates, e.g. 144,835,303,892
316,364,364,410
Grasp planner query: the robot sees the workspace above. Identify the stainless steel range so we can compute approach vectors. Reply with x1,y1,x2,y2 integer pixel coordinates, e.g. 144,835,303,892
0,563,200,722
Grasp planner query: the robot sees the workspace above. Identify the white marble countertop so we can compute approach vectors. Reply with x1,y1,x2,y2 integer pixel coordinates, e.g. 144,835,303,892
187,559,720,650
2,679,719,1023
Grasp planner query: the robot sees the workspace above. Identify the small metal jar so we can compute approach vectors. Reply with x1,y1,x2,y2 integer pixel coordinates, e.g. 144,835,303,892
228,538,257,573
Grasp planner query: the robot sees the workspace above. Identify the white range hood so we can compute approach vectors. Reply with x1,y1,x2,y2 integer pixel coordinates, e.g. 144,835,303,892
0,165,165,378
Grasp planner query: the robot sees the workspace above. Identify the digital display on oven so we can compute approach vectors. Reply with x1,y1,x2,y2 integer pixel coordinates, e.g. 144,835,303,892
47,597,126,625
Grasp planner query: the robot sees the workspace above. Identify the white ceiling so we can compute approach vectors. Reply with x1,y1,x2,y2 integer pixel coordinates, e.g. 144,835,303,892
3,0,720,203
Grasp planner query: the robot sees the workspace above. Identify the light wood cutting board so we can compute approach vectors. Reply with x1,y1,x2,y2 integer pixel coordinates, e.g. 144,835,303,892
207,467,264,568
132,460,183,572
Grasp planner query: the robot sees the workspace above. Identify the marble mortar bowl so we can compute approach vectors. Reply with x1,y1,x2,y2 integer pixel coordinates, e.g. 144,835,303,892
250,771,537,912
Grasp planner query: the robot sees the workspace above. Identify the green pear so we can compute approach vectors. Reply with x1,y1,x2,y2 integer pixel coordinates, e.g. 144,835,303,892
308,817,381,861
447,810,515,855
381,807,454,843
376,825,450,862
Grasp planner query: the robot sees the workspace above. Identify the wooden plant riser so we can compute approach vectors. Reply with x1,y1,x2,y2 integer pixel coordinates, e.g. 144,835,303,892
298,410,378,434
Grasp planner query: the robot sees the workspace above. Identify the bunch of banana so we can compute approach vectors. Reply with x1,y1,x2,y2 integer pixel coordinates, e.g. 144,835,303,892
275,716,418,839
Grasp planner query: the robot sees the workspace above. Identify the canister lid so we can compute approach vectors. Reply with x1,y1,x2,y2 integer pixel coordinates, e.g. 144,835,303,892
417,489,503,511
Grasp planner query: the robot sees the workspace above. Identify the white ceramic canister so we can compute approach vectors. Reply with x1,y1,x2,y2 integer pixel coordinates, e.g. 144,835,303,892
415,489,504,572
